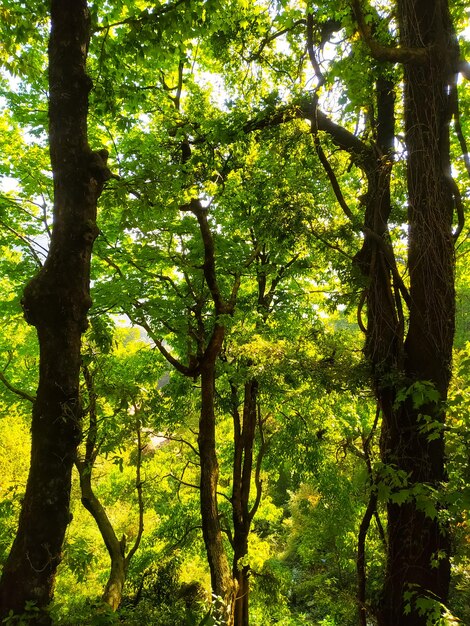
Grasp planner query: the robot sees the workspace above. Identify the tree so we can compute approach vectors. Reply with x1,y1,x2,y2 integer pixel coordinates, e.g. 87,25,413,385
0,0,468,623
373,1,461,622
75,357,144,611
0,1,111,621
229,1,467,620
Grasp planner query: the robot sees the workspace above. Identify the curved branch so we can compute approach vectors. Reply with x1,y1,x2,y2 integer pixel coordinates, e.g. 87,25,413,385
186,199,227,314
130,311,200,377
248,19,306,61
153,336,199,376
0,371,36,404
357,289,368,335
0,217,45,268
306,14,325,88
93,0,189,32
164,433,200,458
307,223,354,260
362,227,411,307
312,134,355,222
351,0,429,64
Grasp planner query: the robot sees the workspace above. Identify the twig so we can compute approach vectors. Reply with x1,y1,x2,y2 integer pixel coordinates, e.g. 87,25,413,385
0,371,36,403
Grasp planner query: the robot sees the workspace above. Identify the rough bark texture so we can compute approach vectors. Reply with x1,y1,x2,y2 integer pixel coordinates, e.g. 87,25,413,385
236,2,458,620
377,1,456,623
0,2,109,622
232,378,264,626
351,70,403,626
301,3,456,619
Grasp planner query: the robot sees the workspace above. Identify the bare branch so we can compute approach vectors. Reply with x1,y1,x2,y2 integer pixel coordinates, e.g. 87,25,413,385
247,19,306,61
164,472,232,504
164,433,200,458
0,217,45,268
93,0,189,32
307,222,354,260
312,134,355,222
0,371,36,404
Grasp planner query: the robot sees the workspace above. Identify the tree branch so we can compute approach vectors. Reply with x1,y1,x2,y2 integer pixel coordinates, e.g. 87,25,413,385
247,19,306,61
185,198,227,315
164,433,200,458
0,371,36,404
351,0,429,64
306,14,325,89
126,413,145,565
312,134,355,222
249,402,266,521
93,0,189,32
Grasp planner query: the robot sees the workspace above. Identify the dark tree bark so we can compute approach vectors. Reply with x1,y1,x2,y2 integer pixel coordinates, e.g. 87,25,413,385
231,380,259,626
231,381,256,626
190,199,239,624
229,250,277,626
0,1,110,622
139,196,239,624
300,3,458,620
199,349,237,625
377,1,457,623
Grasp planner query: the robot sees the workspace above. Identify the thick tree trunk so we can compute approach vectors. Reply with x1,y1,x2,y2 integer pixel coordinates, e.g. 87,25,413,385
199,349,237,625
378,1,456,623
0,2,109,622
353,71,403,625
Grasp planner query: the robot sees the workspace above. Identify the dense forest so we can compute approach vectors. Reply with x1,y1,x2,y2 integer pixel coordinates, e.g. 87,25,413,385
0,0,469,624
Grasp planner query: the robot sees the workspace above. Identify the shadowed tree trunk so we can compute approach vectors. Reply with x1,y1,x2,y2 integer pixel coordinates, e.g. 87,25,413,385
231,379,264,626
229,249,281,626
300,3,459,620
0,1,110,622
134,197,240,624
190,199,239,624
377,1,457,623
199,349,237,625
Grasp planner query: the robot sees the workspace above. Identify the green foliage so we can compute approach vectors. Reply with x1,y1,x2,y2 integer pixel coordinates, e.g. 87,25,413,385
2,601,40,626
394,380,441,410
1,0,469,623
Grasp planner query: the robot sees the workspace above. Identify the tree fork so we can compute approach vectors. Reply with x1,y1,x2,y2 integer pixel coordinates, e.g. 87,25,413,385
0,1,110,621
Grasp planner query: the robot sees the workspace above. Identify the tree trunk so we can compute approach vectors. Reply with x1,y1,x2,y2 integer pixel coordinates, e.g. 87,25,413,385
378,1,456,623
199,348,237,625
232,379,259,626
102,555,126,611
77,462,127,611
233,561,250,626
0,2,109,622
76,368,144,611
